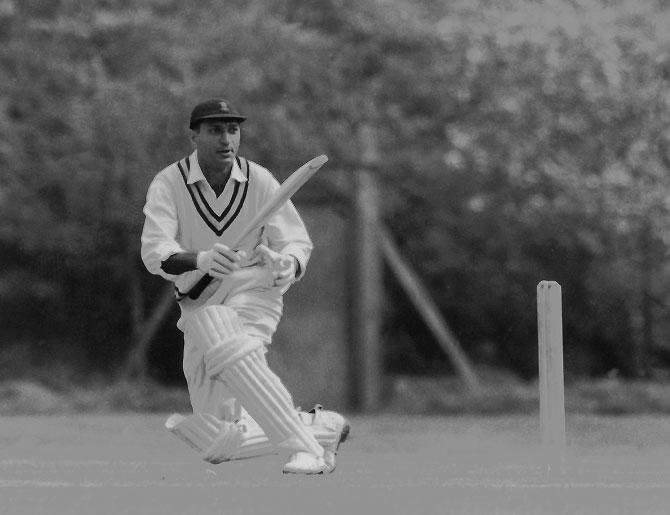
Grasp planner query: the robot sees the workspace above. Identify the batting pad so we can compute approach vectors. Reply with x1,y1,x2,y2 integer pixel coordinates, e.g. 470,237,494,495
185,305,259,356
229,419,277,461
201,422,245,464
186,306,323,457
212,347,324,456
204,415,338,463
165,413,220,453
166,413,269,464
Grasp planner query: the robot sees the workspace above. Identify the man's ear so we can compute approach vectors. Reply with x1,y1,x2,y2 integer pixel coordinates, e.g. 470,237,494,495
189,128,198,147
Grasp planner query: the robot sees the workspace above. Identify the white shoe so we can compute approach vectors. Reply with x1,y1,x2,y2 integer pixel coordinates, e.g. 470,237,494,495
282,451,328,475
305,404,350,473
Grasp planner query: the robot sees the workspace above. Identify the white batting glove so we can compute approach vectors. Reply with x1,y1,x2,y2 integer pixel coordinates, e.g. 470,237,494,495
254,244,297,288
197,243,247,279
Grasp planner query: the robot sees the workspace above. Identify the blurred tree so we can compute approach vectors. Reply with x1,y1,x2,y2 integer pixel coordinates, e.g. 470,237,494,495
0,2,189,372
382,0,670,378
2,0,670,383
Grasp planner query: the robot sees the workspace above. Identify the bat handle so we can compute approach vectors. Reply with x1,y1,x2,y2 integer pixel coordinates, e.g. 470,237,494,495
185,274,214,300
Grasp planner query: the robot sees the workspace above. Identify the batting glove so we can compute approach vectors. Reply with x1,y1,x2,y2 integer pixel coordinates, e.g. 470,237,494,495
197,243,246,279
254,244,297,287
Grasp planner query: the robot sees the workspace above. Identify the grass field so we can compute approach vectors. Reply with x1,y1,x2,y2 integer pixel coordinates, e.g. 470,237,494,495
2,413,670,514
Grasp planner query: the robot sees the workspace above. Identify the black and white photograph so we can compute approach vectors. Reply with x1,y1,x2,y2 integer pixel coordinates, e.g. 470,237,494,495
2,0,670,513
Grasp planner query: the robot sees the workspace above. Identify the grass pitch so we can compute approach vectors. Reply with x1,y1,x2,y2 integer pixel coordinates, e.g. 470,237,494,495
1,414,670,514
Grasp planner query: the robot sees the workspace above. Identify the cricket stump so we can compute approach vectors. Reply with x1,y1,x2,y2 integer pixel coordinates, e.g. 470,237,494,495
537,280,566,476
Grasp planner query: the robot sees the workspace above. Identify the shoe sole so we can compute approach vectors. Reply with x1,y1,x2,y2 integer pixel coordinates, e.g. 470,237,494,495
323,420,351,474
337,421,350,449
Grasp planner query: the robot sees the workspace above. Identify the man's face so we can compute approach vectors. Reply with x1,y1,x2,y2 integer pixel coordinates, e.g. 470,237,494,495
191,119,241,171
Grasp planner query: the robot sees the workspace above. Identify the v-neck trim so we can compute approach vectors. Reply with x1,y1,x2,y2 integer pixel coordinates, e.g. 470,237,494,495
176,155,250,236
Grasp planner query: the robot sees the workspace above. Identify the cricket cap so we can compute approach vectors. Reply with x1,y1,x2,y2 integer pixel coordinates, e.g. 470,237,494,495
189,98,246,129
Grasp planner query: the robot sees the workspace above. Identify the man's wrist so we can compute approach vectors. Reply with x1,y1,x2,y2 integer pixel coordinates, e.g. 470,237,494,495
195,250,208,272
160,252,199,275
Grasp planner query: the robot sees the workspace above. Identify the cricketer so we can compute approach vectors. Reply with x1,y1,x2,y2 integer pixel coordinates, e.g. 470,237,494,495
141,98,349,474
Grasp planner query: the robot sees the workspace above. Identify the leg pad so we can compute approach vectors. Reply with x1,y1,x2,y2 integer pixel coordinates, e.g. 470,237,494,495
184,305,247,352
165,413,221,453
165,413,272,464
183,305,324,457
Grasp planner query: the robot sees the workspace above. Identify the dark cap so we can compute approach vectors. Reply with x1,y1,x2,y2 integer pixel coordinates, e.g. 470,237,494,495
189,98,246,129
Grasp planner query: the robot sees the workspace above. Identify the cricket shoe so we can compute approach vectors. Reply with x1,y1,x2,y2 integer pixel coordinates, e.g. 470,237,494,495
301,404,350,473
282,451,328,475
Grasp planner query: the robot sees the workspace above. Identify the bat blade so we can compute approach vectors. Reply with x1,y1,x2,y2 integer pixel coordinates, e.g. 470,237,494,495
229,154,328,248
183,154,328,300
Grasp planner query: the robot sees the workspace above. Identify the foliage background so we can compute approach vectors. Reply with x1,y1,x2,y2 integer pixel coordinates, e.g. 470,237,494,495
2,0,670,399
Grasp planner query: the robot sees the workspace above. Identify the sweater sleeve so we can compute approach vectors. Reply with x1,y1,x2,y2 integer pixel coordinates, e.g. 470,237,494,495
140,173,186,281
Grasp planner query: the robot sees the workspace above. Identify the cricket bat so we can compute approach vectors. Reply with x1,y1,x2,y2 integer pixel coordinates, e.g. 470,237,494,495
184,154,328,299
